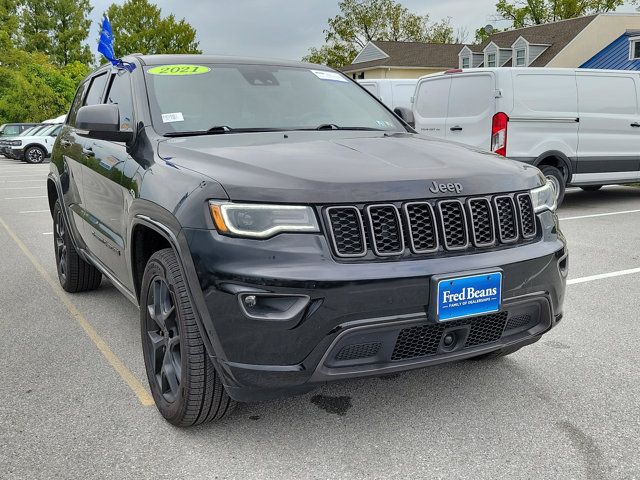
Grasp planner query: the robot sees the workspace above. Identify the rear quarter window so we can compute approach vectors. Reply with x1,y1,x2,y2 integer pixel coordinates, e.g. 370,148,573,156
514,74,577,114
577,75,637,115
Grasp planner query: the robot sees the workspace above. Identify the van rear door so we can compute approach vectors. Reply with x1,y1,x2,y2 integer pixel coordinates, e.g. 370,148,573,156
413,76,450,139
445,73,496,149
575,72,640,184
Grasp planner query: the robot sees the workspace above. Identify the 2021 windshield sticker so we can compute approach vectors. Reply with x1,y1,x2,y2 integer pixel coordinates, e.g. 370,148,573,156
148,65,211,75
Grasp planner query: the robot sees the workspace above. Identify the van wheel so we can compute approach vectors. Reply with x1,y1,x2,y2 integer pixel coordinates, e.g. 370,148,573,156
141,248,236,426
539,165,565,206
580,185,602,192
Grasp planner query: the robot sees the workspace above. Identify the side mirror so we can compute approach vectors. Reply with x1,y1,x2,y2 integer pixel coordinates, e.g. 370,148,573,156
394,107,415,129
76,104,133,143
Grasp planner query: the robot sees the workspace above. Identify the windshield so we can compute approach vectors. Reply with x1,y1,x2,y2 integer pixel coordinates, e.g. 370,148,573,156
19,127,38,136
23,125,46,136
144,63,406,135
37,125,59,136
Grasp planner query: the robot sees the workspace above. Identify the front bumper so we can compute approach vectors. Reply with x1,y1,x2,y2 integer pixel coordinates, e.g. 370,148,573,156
182,211,567,402
7,147,23,160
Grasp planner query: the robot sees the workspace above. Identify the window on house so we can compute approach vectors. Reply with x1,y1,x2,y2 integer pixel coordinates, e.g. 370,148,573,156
487,53,497,67
515,49,526,67
632,40,640,60
462,57,470,69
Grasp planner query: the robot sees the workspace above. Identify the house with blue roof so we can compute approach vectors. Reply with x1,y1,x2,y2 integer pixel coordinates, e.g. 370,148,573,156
581,30,640,70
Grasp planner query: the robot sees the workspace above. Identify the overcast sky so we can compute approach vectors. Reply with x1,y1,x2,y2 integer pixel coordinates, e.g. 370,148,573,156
88,0,639,61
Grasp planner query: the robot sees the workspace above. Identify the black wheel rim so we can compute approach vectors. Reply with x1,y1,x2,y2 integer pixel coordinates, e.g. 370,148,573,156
27,148,43,163
54,209,67,282
145,277,181,403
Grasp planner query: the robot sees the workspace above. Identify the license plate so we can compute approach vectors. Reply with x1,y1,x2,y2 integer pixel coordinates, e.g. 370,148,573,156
436,272,502,322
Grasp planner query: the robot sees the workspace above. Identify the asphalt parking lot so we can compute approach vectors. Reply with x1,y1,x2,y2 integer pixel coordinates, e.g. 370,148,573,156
0,156,639,480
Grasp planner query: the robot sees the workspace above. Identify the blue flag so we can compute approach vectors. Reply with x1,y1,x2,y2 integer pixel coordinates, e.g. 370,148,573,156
98,16,116,64
98,15,135,71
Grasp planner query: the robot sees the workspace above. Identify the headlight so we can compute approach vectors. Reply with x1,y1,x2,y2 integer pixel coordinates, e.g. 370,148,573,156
10,140,22,146
209,202,320,238
530,180,557,213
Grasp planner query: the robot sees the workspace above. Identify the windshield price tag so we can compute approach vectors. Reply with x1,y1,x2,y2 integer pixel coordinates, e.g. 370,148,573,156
148,65,211,76
310,70,348,82
162,112,184,123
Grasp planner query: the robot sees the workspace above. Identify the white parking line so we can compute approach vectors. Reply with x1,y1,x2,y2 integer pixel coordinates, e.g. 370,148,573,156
3,195,47,200
568,267,640,285
0,186,43,190
560,209,640,221
20,210,50,214
0,179,43,183
42,232,53,235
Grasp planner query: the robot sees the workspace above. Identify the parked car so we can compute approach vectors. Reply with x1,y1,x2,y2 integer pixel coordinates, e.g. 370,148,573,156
5,124,61,163
357,78,417,111
0,122,39,138
397,68,640,204
48,55,567,426
0,124,46,157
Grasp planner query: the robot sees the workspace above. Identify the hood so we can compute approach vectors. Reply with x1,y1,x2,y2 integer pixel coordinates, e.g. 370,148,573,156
157,132,543,204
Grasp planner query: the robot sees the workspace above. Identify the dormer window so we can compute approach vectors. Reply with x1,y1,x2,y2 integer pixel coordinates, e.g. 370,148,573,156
515,48,526,66
630,38,640,60
487,53,497,67
462,57,470,68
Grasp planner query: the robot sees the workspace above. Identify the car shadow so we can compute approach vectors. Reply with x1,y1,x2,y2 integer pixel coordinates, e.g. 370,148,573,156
561,185,640,212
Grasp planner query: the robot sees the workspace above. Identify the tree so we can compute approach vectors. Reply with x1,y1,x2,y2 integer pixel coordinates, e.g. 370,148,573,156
495,0,633,28
303,0,457,68
0,0,19,42
0,46,89,123
104,0,201,58
19,0,93,66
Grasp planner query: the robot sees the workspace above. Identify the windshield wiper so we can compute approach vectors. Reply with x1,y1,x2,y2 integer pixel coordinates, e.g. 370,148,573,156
300,125,387,132
163,126,286,137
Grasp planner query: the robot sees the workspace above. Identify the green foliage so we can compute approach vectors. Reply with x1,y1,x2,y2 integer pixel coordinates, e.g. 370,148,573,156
495,0,634,28
474,26,503,43
0,46,89,123
19,0,94,66
303,0,456,68
104,0,201,57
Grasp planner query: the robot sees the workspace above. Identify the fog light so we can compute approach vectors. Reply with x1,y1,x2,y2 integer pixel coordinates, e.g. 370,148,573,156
237,293,311,321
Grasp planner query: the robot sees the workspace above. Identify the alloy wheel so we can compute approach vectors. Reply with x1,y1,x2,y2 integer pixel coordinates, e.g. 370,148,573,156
27,148,44,163
145,277,182,403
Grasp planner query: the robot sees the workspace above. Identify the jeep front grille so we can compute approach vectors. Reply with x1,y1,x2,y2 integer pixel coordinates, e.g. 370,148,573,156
324,192,537,259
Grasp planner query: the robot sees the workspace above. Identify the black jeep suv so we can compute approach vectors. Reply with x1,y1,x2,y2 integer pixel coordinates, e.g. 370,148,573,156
48,55,567,426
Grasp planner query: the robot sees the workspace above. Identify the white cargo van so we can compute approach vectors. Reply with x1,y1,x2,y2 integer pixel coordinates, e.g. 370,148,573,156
358,79,417,111
401,68,640,204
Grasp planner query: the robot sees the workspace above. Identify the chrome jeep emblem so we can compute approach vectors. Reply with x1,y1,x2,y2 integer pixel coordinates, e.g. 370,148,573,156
429,181,463,195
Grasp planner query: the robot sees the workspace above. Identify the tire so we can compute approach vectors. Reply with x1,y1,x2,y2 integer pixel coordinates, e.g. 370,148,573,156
53,200,102,292
580,185,602,192
539,165,566,207
24,146,46,164
140,248,235,426
469,345,522,360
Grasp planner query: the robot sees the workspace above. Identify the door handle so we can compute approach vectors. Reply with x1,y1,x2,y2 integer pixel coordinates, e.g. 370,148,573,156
82,146,95,157
450,126,463,132
60,140,72,148
631,123,640,128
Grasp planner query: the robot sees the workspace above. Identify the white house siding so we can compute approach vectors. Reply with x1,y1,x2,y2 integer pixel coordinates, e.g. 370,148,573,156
352,42,388,64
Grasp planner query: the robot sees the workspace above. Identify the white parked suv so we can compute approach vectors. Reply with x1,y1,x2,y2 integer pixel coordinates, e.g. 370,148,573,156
6,123,61,164
396,68,640,204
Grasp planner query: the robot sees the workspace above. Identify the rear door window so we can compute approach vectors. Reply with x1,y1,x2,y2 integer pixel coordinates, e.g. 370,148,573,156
447,75,493,117
415,78,450,118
